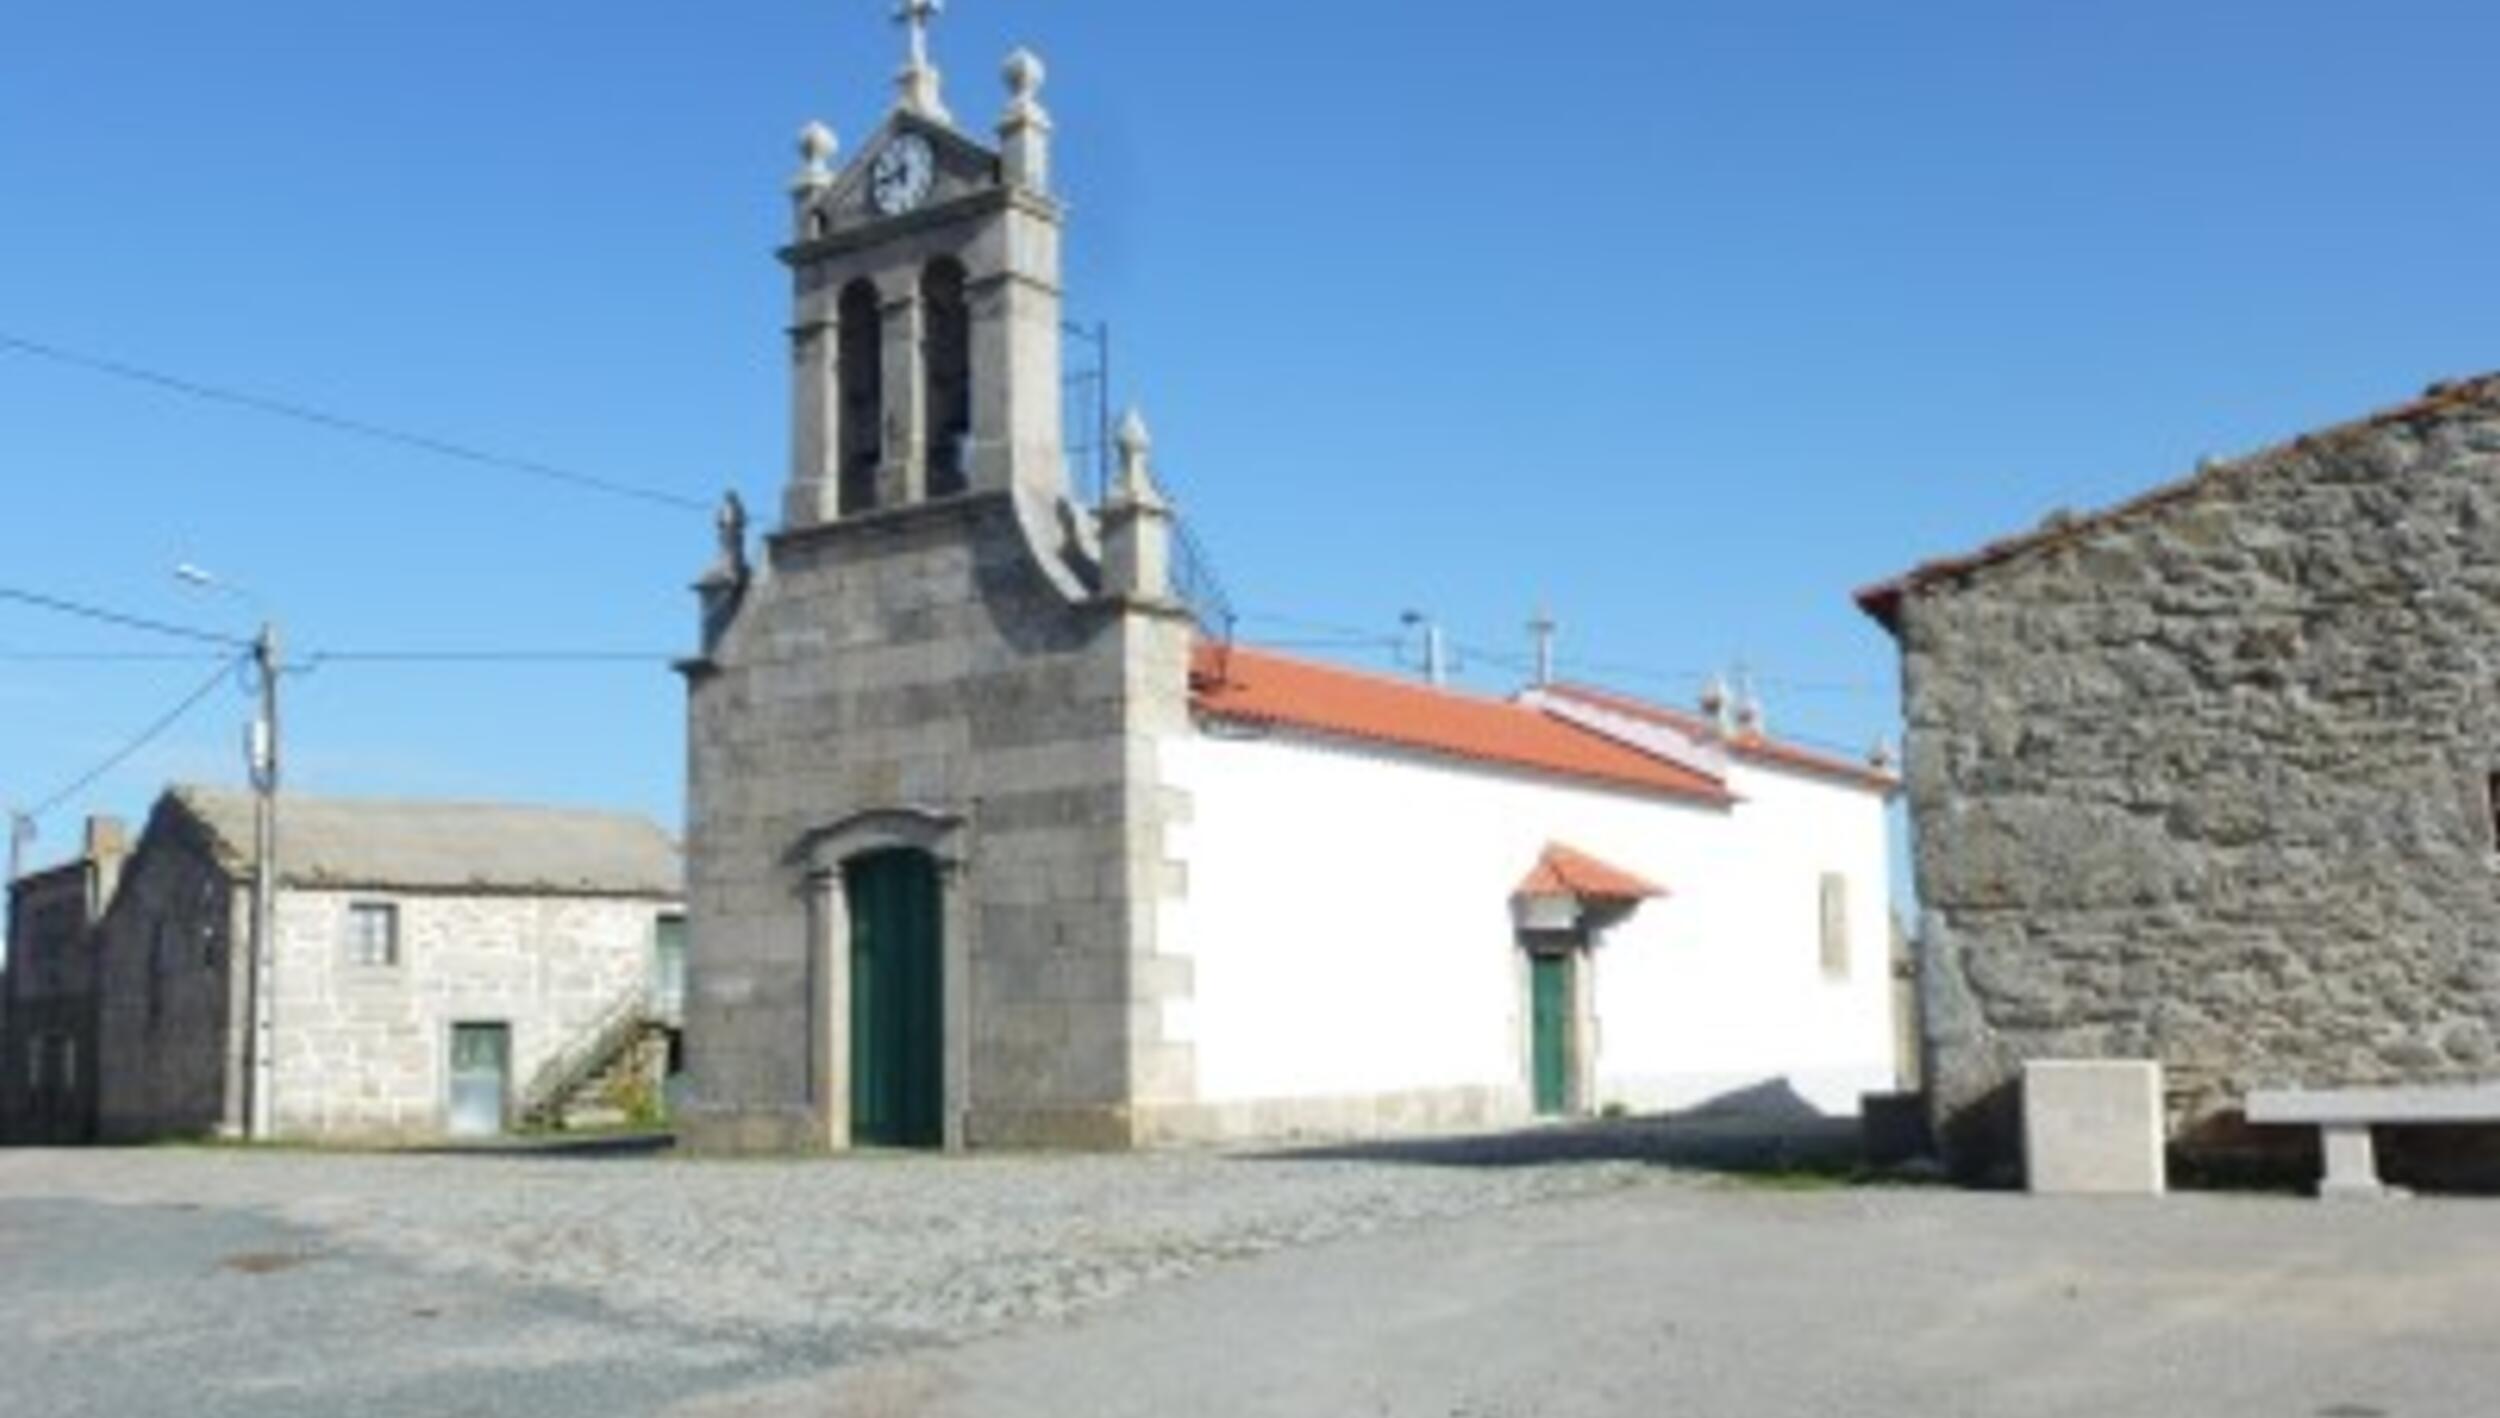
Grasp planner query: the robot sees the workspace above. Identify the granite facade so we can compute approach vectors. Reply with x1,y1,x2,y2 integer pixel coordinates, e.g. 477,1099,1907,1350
680,493,1193,1152
2,821,123,1145
1878,378,2500,1176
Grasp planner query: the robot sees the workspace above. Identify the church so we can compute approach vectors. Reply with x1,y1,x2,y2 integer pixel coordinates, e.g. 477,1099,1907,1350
677,9,1899,1152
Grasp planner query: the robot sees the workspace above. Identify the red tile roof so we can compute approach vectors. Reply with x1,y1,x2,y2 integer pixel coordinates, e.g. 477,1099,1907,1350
1540,682,1898,794
1516,842,1666,902
1190,644,1733,806
1855,372,2500,633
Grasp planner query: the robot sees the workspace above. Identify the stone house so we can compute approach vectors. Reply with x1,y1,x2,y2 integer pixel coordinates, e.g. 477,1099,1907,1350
678,17,1901,1154
1859,374,2500,1178
1,817,128,1145
95,786,684,1143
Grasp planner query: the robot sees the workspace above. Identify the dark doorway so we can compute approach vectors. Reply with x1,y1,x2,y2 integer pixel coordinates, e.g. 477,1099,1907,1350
846,849,943,1147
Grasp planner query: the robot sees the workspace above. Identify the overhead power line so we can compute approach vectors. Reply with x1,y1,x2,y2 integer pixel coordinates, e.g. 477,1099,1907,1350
24,652,249,824
303,650,677,666
0,331,712,515
0,649,235,663
0,585,250,649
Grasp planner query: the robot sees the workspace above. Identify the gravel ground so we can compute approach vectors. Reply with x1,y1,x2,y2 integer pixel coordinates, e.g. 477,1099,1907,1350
15,1139,2491,1418
814,1181,2500,1418
0,1141,1665,1356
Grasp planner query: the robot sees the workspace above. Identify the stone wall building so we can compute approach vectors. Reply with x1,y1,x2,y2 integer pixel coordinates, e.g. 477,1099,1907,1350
1860,375,2500,1178
0,817,127,1144
94,787,684,1143
680,15,1902,1154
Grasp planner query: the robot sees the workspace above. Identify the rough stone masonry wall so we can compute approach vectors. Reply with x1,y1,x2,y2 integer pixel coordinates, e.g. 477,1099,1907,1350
1899,387,2500,1174
94,832,237,1142
3,868,102,1143
684,491,1188,1152
268,889,668,1142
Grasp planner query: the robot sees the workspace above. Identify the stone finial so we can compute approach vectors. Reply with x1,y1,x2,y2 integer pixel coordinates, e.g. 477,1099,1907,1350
1111,408,1166,510
1733,691,1765,740
1004,47,1047,109
893,0,953,122
714,490,751,583
1869,736,1897,773
1103,407,1174,604
1700,674,1732,736
998,46,1053,192
792,121,839,195
696,488,753,654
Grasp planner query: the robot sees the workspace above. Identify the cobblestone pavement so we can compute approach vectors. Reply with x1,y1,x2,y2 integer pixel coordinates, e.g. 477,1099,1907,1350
0,1141,1674,1416
14,1141,2498,1418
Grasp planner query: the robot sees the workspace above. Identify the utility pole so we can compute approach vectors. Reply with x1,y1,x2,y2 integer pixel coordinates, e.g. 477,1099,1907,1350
4,810,33,970
177,563,281,1141
246,621,281,1142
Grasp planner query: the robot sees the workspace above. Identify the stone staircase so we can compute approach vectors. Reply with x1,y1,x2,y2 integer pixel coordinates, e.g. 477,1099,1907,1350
520,992,676,1131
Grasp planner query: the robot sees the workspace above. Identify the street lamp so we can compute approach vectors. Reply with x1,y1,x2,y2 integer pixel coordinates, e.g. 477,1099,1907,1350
175,563,282,1143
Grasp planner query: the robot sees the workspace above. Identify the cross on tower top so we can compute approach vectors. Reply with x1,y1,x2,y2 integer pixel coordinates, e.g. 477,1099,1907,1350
893,0,951,122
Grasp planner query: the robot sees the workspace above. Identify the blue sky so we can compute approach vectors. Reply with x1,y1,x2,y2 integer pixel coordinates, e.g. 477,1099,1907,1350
4,2,2498,882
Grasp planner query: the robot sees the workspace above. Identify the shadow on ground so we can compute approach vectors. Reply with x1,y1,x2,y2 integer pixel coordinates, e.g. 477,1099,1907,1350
1246,1080,1874,1179
405,1131,677,1160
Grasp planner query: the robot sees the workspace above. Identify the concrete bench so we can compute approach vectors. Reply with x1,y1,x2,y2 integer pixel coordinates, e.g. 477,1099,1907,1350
2245,1082,2500,1200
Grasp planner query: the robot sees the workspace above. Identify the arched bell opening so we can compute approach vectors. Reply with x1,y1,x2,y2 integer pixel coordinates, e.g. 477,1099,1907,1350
921,257,973,499
837,278,885,516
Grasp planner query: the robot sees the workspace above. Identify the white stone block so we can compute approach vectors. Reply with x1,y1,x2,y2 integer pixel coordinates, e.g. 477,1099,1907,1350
2023,1059,2166,1196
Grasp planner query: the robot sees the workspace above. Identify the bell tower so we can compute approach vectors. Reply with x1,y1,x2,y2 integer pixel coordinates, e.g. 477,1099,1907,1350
684,5,1200,1158
780,1,1068,531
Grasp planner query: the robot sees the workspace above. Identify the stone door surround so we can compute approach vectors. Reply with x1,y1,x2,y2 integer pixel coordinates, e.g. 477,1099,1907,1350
791,806,973,1151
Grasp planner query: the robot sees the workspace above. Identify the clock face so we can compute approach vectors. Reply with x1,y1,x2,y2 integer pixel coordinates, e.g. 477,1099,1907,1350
870,134,937,216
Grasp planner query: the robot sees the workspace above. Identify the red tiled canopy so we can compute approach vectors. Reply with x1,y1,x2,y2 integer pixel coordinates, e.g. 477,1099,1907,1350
1515,842,1666,903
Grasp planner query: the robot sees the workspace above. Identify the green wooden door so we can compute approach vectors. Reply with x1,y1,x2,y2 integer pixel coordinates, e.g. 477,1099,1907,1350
1531,953,1571,1117
848,850,944,1148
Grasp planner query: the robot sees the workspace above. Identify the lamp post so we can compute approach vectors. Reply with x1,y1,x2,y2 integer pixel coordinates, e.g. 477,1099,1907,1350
176,564,281,1142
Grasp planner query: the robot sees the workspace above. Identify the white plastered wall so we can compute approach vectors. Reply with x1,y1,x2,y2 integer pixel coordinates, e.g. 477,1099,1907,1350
1159,724,1895,1127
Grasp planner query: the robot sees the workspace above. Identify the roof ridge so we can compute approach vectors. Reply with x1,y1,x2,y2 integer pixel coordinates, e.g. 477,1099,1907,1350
1192,644,1734,805
1537,682,1896,794
1210,641,1545,713
173,781,664,824
1857,370,2500,628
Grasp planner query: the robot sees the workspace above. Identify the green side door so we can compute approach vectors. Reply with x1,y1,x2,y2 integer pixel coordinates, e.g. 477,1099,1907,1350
1531,953,1571,1117
848,850,944,1148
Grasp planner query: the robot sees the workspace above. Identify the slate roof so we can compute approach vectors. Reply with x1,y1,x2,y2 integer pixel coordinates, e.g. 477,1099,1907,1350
168,786,682,897
1855,371,2500,633
1189,644,1734,806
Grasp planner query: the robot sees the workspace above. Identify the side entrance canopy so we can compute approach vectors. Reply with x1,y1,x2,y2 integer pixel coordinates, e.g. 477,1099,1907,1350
1512,842,1664,933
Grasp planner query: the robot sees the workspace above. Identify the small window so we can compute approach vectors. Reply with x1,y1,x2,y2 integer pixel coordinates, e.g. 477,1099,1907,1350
1819,873,1851,981
346,901,401,968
